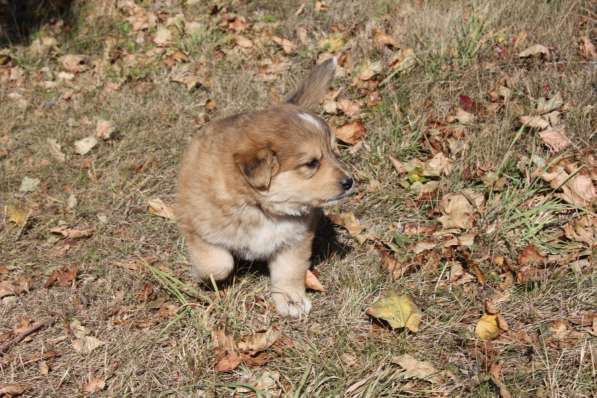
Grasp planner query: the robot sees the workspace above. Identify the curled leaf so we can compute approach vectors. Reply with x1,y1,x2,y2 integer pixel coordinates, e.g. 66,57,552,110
367,291,422,332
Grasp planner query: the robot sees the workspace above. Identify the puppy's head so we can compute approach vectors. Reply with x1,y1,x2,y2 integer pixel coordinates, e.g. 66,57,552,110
234,107,354,216
233,57,354,216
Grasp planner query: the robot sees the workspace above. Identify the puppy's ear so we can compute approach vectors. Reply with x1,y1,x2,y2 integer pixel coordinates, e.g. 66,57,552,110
286,57,336,110
234,148,279,191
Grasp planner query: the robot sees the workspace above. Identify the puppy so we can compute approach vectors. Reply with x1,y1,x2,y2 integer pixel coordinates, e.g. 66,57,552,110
176,58,354,317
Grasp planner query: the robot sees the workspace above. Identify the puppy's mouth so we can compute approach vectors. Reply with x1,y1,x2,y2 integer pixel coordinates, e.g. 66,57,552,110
322,188,355,206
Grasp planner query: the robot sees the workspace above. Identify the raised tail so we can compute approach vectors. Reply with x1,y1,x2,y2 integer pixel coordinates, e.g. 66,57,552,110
286,57,336,110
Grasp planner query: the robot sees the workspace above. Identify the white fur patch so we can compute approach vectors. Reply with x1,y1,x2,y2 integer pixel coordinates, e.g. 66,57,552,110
298,112,322,129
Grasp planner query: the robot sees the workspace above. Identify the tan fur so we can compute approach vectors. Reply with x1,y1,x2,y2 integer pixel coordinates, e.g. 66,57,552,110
176,59,353,317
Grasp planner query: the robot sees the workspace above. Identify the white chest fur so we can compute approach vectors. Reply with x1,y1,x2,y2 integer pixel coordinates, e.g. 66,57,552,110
205,207,309,260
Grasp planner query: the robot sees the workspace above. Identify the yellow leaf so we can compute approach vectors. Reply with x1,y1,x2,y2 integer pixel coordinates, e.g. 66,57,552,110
475,313,500,340
366,292,422,332
6,204,29,228
318,34,344,52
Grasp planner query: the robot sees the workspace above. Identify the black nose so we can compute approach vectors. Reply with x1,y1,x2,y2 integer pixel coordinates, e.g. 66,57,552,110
340,176,354,191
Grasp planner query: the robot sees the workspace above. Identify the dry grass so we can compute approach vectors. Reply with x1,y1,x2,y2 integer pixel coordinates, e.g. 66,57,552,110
1,0,595,397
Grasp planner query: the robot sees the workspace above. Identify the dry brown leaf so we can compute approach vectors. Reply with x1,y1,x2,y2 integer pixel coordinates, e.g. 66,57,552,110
437,192,480,229
579,36,597,60
541,165,596,208
334,121,366,145
47,138,66,162
328,212,366,243
389,48,416,73
44,265,78,288
389,156,406,174
305,270,325,291
489,362,512,398
235,35,254,49
82,375,106,394
373,28,398,48
517,245,545,266
49,226,94,239
237,329,280,355
412,240,436,254
0,384,29,396
337,99,361,118
148,198,176,220
519,115,549,129
170,64,202,91
357,60,383,81
272,36,296,55
518,44,550,58
74,136,98,155
72,335,105,354
563,215,595,246
453,108,475,124
59,54,89,73
392,354,442,384
96,119,115,140
539,128,571,152
422,152,453,176
154,26,172,46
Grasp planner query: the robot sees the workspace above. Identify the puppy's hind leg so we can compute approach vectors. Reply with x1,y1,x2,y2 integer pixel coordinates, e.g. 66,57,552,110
185,234,234,282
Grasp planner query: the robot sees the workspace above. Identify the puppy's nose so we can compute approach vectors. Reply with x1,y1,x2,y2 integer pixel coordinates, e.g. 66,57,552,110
340,176,354,191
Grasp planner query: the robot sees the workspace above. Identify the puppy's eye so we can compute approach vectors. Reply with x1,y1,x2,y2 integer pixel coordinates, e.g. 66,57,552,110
304,159,320,169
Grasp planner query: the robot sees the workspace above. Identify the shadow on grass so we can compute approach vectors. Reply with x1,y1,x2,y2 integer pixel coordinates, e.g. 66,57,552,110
0,0,75,47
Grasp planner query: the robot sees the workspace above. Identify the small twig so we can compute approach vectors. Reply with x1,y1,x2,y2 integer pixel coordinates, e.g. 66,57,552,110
0,318,54,354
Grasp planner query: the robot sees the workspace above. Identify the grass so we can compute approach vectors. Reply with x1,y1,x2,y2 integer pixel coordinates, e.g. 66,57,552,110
1,0,595,397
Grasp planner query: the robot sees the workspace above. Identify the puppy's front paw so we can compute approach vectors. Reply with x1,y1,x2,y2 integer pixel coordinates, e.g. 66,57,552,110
272,291,312,318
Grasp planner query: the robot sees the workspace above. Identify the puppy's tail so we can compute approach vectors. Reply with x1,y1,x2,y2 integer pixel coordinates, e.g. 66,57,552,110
286,57,336,110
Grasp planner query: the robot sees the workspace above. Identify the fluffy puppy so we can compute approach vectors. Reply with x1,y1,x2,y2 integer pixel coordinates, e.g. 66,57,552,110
176,59,354,317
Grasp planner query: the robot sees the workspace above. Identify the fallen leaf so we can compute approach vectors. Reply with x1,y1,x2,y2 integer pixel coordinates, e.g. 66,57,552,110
373,28,398,48
389,156,406,174
44,265,78,288
437,191,481,229
412,240,436,254
517,244,545,266
459,95,477,112
422,152,453,176
49,226,94,239
235,35,254,49
389,48,416,73
392,354,442,383
272,36,296,55
6,204,29,228
563,215,595,246
489,362,512,398
148,198,176,220
337,99,361,117
541,165,596,208
318,34,344,52
96,119,115,140
579,36,597,60
305,270,325,291
237,329,280,355
358,60,383,81
170,64,202,91
328,212,366,243
377,245,414,279
366,291,422,332
0,384,29,396
19,176,40,193
475,313,501,340
74,136,98,155
519,115,549,129
47,138,66,162
536,93,563,114
518,44,550,58
453,108,475,124
72,335,105,354
154,26,172,46
59,54,89,73
334,121,366,145
539,128,571,152
82,375,106,394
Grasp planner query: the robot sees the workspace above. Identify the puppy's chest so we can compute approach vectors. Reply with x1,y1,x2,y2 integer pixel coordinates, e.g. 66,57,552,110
213,209,309,260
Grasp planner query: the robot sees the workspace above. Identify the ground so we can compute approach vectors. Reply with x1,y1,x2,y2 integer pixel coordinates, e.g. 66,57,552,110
0,0,595,397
